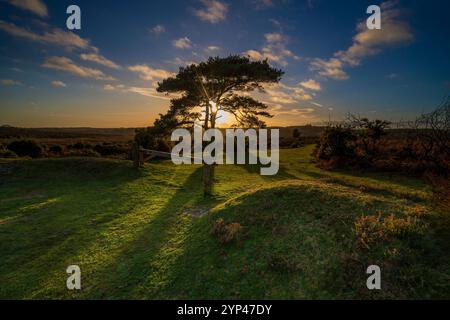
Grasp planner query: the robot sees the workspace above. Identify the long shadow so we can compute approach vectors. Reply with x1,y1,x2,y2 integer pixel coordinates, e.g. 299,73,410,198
76,166,213,299
0,159,153,298
239,162,299,181
154,180,448,299
300,169,427,202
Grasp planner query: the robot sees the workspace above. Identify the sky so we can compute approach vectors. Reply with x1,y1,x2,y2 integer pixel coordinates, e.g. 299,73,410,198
0,0,449,128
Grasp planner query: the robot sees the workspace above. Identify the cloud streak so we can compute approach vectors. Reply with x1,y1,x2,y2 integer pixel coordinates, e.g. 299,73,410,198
128,64,174,81
299,79,321,91
51,80,67,88
80,53,121,69
0,79,21,86
103,84,170,100
7,0,48,18
42,57,115,81
0,20,97,52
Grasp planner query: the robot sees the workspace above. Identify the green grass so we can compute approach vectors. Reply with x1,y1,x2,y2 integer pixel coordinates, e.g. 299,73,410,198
0,145,448,299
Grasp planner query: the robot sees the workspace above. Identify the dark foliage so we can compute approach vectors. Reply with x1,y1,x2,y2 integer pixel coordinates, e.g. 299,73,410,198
93,143,129,156
48,145,63,154
7,140,42,158
313,98,450,176
134,127,171,152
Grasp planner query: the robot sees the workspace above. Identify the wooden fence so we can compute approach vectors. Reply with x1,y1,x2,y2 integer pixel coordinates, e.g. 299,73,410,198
132,142,201,167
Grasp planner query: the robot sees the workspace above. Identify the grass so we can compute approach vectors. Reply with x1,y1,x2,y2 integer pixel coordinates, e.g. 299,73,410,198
0,145,448,299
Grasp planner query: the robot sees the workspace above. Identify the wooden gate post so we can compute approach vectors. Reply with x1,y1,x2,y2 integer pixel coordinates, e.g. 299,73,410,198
138,147,144,167
132,142,140,168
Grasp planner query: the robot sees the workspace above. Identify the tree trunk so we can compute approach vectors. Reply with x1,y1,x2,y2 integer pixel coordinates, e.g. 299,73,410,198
203,164,214,195
203,107,216,196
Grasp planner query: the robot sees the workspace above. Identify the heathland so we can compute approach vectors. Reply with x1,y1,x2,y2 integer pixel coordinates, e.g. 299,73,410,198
1,145,448,299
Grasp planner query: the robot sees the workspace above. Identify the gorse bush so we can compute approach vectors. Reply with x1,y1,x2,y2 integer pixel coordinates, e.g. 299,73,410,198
48,144,63,154
313,100,450,176
211,218,242,244
93,143,129,156
134,127,171,152
7,140,42,158
354,213,424,250
313,125,356,167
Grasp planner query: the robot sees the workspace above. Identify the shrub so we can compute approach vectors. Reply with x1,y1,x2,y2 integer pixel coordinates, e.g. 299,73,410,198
354,213,422,249
135,127,171,152
72,142,85,150
314,125,356,165
348,116,390,161
315,100,450,176
93,143,129,156
0,148,18,158
7,140,42,158
211,218,242,244
49,144,63,154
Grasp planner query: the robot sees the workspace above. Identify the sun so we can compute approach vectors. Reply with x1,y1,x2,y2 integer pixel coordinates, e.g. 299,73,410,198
215,109,233,127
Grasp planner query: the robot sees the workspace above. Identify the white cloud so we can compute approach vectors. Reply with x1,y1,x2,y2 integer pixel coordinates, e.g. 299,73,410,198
80,53,121,69
128,64,174,81
103,84,115,91
245,49,264,61
310,102,323,108
0,79,21,86
205,45,221,53
299,79,321,91
263,82,314,105
7,0,48,18
245,32,300,66
193,0,228,24
310,58,348,80
51,80,66,88
42,57,115,81
168,57,199,66
172,37,193,49
150,25,166,34
264,32,283,43
310,1,413,80
335,2,413,67
0,20,97,52
102,84,170,100
267,104,315,117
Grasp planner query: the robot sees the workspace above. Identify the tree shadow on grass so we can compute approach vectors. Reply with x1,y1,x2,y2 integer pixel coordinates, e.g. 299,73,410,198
153,181,448,299
300,169,428,203
67,166,217,299
0,159,165,298
238,162,298,181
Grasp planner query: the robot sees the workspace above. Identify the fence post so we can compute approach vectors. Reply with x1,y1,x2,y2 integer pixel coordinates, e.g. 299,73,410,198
132,142,140,168
139,147,144,167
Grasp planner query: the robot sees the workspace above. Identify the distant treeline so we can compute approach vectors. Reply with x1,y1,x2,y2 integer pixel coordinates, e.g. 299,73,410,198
0,126,136,140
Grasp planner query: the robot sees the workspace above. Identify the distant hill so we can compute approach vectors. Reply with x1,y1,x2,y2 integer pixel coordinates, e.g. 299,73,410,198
0,127,137,142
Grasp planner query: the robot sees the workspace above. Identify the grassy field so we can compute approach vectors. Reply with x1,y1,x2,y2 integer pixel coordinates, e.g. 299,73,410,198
0,145,448,299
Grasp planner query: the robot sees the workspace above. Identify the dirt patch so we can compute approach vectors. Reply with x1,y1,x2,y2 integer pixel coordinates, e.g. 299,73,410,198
184,206,209,217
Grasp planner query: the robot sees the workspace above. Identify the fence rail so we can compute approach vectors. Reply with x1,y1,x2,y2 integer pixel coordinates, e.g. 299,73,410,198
132,143,201,167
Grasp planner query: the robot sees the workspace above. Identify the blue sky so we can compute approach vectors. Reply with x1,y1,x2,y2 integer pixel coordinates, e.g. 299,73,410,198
0,0,449,127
